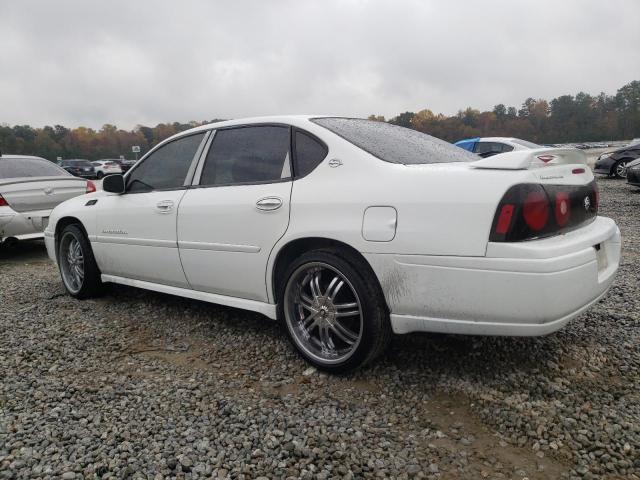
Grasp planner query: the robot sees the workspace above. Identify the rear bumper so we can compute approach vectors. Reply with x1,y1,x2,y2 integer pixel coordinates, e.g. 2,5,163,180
0,207,50,242
364,216,621,336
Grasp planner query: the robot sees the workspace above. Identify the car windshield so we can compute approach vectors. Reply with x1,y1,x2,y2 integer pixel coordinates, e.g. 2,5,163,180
311,117,476,164
511,139,541,149
0,157,69,179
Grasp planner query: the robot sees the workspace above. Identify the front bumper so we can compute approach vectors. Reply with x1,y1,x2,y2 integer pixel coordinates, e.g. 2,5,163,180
364,216,621,336
627,167,640,186
593,157,615,175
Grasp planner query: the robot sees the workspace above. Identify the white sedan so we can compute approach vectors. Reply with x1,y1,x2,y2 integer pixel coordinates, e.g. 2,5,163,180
44,116,621,372
1,155,92,245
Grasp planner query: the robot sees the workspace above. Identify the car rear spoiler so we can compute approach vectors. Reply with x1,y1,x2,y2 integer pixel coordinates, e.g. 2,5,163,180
471,148,587,170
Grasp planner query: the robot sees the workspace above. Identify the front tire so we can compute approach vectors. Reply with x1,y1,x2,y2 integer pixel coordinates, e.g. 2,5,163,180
613,160,628,178
278,250,391,373
58,224,102,299
96,171,104,179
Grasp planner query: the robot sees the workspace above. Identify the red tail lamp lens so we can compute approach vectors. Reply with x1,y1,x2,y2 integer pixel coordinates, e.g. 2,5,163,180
537,155,555,163
0,194,8,207
523,191,549,231
555,192,570,226
496,204,515,234
86,181,96,194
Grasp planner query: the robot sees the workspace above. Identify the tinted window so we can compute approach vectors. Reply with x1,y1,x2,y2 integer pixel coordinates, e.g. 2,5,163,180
311,117,475,164
200,126,290,186
474,142,512,154
65,160,93,167
294,130,328,177
0,158,69,179
127,133,205,192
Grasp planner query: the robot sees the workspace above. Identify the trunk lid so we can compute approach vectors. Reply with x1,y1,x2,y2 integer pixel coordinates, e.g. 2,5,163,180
0,176,87,212
471,148,586,171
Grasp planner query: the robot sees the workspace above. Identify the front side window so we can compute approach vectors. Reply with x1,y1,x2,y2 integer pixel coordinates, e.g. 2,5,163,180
312,117,475,164
127,133,205,192
294,130,328,177
0,158,69,178
200,126,290,186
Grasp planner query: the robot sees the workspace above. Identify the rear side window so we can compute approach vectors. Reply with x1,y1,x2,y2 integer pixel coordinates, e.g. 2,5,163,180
127,133,205,192
200,126,290,186
0,158,68,178
312,117,475,164
294,130,328,177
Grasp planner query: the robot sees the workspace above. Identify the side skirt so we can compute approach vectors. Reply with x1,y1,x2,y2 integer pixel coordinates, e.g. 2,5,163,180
101,274,278,319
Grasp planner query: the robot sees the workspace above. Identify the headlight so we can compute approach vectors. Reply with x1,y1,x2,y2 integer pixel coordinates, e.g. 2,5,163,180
598,152,613,160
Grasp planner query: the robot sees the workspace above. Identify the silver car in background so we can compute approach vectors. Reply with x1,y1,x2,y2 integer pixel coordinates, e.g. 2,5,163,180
0,155,92,244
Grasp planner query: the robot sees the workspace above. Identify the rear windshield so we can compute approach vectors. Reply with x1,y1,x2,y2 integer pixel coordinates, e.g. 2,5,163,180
311,117,476,164
0,158,69,179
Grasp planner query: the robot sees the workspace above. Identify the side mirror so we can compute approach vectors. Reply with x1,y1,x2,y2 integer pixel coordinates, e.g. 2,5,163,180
102,174,126,194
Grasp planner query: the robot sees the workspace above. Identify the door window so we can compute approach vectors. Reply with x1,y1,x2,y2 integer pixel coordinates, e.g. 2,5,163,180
127,133,205,192
293,130,328,177
199,126,290,186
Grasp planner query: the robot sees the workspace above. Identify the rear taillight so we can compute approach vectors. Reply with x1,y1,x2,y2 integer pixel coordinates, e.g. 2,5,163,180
86,181,96,194
490,182,598,242
0,194,8,207
554,192,571,227
522,190,549,231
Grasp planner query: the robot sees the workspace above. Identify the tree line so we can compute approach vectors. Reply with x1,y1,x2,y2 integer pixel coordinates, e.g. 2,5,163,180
1,81,638,162
375,80,639,144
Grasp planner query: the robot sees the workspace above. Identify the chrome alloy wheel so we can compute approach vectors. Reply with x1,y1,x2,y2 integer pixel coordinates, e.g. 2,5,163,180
616,161,628,178
59,232,85,294
284,262,363,365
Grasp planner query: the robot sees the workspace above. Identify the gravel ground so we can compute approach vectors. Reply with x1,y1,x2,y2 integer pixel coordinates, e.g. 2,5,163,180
1,178,638,480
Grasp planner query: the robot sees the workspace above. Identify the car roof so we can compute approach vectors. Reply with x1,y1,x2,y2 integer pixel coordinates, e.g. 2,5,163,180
173,115,335,137
478,137,520,142
0,154,48,160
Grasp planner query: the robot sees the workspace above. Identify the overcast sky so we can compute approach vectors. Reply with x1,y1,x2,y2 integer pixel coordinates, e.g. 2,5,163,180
1,0,639,129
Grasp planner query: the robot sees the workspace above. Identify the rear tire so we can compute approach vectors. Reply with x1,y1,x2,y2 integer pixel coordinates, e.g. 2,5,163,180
96,171,104,179
278,249,391,373
58,224,102,299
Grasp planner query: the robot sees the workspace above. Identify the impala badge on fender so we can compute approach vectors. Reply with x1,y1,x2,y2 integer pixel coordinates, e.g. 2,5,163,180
584,196,591,211
328,158,342,168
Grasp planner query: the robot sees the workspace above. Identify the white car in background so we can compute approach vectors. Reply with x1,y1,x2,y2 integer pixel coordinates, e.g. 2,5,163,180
44,116,621,372
1,154,94,245
92,159,123,179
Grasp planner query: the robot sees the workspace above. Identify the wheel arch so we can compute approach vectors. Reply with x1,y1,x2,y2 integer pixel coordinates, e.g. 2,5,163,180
54,216,89,260
269,236,387,310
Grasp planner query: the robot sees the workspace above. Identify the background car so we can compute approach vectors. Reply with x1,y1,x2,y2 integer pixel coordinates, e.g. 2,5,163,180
1,154,93,245
92,159,122,179
454,137,542,158
44,116,620,372
626,157,640,187
593,140,640,178
114,158,137,173
58,159,97,179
